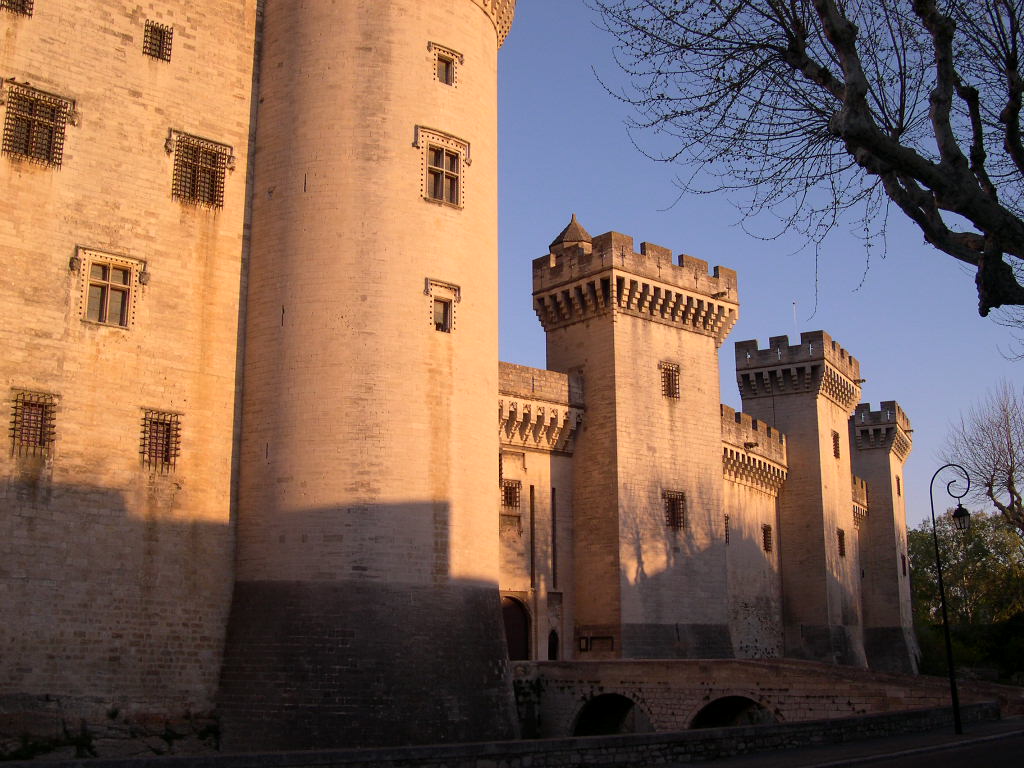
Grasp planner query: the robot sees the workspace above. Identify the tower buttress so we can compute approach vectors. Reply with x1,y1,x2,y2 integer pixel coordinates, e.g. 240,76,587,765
735,332,867,667
851,401,918,673
535,221,740,659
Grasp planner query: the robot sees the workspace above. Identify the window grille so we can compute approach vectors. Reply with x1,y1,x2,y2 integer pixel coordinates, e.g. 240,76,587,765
2,83,71,167
501,479,521,509
832,430,841,458
141,410,181,472
171,132,230,208
0,1,33,16
762,524,773,553
427,145,460,205
896,475,901,496
660,361,680,399
837,528,847,557
663,490,686,529
724,514,730,544
10,391,55,457
143,20,173,61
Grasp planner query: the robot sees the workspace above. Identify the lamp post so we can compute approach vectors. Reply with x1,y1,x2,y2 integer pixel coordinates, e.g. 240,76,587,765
928,463,972,735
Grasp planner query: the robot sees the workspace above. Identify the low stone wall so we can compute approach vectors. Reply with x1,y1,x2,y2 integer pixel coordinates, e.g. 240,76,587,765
1,702,1003,768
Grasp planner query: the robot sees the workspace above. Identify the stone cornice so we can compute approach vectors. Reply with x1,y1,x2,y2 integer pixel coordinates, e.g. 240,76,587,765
722,445,787,495
499,396,582,454
470,0,516,47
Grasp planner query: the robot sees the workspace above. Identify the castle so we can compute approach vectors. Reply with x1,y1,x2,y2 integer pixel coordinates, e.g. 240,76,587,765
1,0,915,754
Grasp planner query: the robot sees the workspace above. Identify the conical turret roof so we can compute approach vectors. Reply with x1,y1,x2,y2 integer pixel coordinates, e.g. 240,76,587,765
549,213,592,249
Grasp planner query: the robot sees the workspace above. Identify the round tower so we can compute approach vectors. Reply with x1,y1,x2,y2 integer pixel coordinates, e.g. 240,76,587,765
219,0,517,749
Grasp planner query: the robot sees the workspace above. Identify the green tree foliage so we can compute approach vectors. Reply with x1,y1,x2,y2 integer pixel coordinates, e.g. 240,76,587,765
908,510,1024,680
591,1,1024,318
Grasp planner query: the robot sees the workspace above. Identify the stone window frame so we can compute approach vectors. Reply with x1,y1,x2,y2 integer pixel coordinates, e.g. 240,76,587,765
424,277,460,333
414,126,470,209
762,524,773,553
1,81,74,167
166,129,235,209
663,489,687,530
140,409,181,473
72,247,146,329
659,360,680,399
428,42,463,87
0,1,33,17
10,389,56,458
143,20,174,62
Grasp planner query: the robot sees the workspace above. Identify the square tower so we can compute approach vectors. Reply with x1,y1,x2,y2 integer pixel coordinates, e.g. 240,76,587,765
534,218,739,658
735,332,867,666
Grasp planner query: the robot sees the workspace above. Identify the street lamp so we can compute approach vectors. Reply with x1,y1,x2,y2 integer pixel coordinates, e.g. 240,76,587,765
929,463,972,735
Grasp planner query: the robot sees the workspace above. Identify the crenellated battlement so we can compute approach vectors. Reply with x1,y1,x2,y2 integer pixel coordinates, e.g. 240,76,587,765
734,331,862,411
853,401,912,461
470,0,517,46
721,405,788,493
532,224,739,346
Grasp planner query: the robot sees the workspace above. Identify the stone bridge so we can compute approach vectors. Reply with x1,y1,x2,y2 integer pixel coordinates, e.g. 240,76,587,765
512,659,1024,738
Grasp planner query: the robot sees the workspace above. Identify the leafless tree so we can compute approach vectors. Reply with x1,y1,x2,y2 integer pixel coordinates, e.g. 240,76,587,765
591,0,1024,317
944,381,1024,536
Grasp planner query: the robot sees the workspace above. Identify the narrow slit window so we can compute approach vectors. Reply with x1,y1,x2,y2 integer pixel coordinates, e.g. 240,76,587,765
896,476,901,496
762,524,773,553
837,528,847,557
724,514,730,544
832,430,841,458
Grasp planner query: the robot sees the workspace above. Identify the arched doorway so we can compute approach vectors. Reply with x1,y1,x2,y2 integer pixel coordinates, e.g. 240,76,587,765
572,693,653,736
689,696,777,728
501,596,530,660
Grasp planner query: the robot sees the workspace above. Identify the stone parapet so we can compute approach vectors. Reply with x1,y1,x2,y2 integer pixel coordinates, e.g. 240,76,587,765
471,0,516,46
720,405,788,494
532,230,739,346
734,331,862,411
499,364,582,454
853,401,912,461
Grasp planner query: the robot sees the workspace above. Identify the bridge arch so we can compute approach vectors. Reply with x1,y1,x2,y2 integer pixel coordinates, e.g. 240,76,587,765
571,693,653,736
689,695,779,729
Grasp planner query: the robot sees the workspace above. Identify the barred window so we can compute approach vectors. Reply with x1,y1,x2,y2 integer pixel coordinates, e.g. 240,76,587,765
762,524,773,553
832,430,841,458
2,83,71,167
663,490,686,529
10,391,55,457
0,1,34,17
901,553,907,577
724,514,730,544
896,475,901,497
837,528,847,557
141,410,181,472
171,132,231,208
427,145,460,205
143,20,173,61
660,361,680,399
501,479,521,509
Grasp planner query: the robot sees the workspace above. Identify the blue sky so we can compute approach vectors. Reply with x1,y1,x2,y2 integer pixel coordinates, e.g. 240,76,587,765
496,0,1019,528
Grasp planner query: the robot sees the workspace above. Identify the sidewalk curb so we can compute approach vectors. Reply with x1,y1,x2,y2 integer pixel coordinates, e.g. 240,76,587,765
802,727,1024,767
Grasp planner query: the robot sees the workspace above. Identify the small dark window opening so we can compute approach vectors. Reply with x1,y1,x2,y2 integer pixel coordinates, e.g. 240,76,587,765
143,21,173,62
663,490,686,529
0,1,34,17
10,391,55,457
724,514,730,544
547,630,559,660
427,145,460,205
832,430,841,458
141,410,181,472
433,298,452,332
761,524,773,553
172,133,230,208
436,55,454,85
837,528,847,557
660,361,680,399
2,84,70,167
901,553,907,577
501,479,521,509
896,476,901,496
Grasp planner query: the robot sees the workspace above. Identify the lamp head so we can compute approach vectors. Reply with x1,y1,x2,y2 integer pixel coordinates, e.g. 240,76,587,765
952,503,971,532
